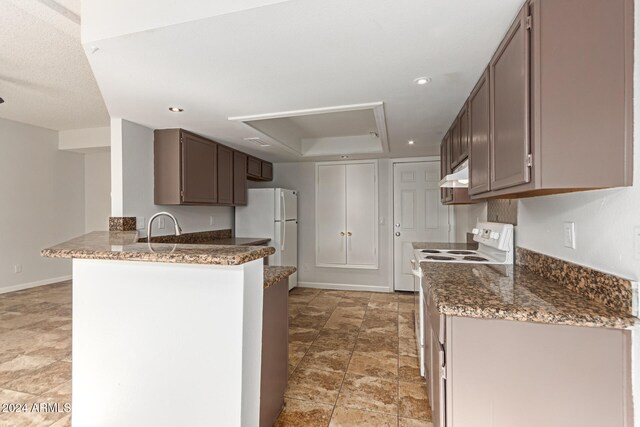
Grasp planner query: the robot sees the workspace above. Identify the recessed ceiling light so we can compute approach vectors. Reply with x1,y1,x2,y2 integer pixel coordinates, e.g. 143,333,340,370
408,140,415,145
414,77,431,85
169,107,184,112
341,155,349,159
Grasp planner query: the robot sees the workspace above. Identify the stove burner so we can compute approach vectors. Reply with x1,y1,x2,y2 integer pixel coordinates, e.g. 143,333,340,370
421,249,441,254
463,256,489,262
447,250,476,255
425,256,456,261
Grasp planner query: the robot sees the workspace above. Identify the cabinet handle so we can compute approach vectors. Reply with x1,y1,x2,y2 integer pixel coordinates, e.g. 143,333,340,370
340,232,345,236
347,232,352,236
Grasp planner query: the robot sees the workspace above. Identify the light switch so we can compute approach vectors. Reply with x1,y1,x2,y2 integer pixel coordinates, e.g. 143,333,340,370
136,217,145,230
563,222,576,249
158,217,165,229
209,216,215,226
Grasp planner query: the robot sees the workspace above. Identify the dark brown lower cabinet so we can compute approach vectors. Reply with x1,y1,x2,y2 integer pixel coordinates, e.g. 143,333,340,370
233,151,248,205
260,277,288,427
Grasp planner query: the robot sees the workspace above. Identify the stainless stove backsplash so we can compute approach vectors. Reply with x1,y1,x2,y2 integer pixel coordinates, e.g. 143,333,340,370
487,199,518,225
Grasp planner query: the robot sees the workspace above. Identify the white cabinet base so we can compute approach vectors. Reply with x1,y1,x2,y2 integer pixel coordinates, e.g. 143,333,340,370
72,259,263,427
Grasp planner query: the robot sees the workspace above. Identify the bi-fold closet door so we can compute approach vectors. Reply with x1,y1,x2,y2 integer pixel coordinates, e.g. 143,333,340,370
316,161,378,269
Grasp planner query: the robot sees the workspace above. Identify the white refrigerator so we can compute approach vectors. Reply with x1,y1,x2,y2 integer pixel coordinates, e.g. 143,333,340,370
235,188,298,290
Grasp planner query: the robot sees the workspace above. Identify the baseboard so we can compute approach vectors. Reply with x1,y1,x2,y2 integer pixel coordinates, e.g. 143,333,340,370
0,275,72,295
297,281,393,293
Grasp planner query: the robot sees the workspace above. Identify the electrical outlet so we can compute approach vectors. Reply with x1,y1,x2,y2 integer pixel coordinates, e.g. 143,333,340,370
634,227,640,259
563,222,576,249
136,217,145,230
158,217,165,229
209,216,215,226
14,264,22,274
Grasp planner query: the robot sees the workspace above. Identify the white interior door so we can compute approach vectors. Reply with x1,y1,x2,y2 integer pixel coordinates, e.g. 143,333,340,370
316,164,346,266
346,163,377,267
393,161,450,291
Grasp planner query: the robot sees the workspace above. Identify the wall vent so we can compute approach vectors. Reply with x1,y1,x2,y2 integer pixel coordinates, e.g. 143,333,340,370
243,137,271,147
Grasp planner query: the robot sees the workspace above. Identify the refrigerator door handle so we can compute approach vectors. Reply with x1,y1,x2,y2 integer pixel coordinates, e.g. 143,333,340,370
281,191,286,222
281,220,286,251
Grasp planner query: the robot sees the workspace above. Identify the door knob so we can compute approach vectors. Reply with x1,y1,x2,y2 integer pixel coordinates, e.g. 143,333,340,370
395,232,401,237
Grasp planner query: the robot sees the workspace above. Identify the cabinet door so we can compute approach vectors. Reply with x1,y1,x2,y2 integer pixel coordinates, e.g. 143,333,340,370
316,164,346,266
217,145,234,205
490,5,531,190
450,119,461,170
181,132,217,204
345,163,377,267
247,156,262,178
458,103,470,163
445,133,454,203
233,151,248,206
469,69,491,195
440,137,448,203
261,161,273,181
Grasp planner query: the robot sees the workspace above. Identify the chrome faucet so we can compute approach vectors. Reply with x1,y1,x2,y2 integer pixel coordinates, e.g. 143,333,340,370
147,212,182,241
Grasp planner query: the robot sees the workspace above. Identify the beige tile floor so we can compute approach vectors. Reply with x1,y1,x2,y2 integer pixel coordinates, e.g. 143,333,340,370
0,282,432,427
280,288,433,427
0,281,72,427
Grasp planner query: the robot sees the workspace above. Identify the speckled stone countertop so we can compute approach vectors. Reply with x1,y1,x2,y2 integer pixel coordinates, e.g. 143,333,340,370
41,231,274,266
263,266,296,289
137,230,270,247
421,262,636,329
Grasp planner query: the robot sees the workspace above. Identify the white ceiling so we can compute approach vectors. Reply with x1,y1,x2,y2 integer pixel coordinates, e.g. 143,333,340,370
0,0,108,130
83,0,524,162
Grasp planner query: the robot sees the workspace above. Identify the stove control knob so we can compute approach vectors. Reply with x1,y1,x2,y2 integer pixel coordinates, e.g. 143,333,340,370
471,228,480,235
490,231,500,240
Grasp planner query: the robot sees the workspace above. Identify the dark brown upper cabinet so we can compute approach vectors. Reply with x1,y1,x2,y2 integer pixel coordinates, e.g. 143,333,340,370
468,68,491,196
217,145,234,205
261,161,273,181
247,156,262,179
489,4,530,192
154,129,218,205
469,0,632,199
154,129,271,206
247,157,274,182
233,151,248,206
458,103,470,166
450,119,461,171
440,130,474,206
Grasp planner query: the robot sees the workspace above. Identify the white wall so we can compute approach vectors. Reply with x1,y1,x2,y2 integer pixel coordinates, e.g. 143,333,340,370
111,119,233,234
250,160,392,291
84,150,111,231
0,117,86,292
452,202,487,243
59,126,110,152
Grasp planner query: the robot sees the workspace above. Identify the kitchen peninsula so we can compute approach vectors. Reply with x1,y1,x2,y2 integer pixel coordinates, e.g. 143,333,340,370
42,231,292,427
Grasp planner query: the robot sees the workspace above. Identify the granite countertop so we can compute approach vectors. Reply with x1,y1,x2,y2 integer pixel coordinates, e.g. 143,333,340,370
421,262,636,329
263,266,297,289
138,231,270,247
41,231,274,266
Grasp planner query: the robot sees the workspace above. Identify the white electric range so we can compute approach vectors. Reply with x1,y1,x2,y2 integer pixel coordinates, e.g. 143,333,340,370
411,222,514,380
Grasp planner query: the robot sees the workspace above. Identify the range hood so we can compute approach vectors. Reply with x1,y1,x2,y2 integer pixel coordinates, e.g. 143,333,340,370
439,160,469,188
